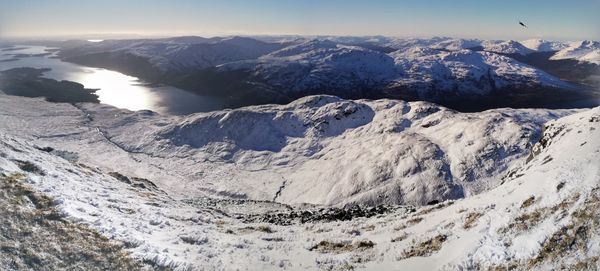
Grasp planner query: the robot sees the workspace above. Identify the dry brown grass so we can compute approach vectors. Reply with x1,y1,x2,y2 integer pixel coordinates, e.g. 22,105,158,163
463,212,484,229
236,225,275,234
391,232,408,243
398,234,447,259
362,224,376,231
416,201,455,216
527,190,599,268
0,173,158,270
488,189,599,270
520,196,536,209
309,240,375,254
394,216,423,231
499,193,581,235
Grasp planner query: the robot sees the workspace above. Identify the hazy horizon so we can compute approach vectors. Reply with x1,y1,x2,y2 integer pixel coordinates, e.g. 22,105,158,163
1,0,599,41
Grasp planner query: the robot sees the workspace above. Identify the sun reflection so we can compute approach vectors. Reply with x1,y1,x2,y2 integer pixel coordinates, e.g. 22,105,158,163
75,68,157,111
1,45,224,115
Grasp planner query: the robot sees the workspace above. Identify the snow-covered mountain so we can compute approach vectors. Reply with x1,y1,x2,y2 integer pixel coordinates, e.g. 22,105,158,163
482,40,535,55
389,46,570,97
551,40,600,64
378,38,536,56
521,38,569,52
54,36,597,110
219,40,399,95
0,94,576,207
60,36,285,73
0,93,598,270
216,40,573,101
381,36,451,50
430,38,483,51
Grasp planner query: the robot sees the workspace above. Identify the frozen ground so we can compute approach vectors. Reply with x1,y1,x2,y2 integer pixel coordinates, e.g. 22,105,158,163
0,94,598,270
0,94,577,206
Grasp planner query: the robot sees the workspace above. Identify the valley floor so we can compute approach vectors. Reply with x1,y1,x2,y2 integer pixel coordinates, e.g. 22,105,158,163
0,94,598,270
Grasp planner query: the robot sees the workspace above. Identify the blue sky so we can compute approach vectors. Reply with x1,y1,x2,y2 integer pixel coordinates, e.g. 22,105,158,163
1,0,598,40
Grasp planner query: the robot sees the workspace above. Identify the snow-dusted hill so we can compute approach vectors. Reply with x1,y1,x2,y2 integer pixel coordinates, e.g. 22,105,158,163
60,36,285,73
54,36,597,110
0,93,598,270
482,40,535,55
389,46,570,97
430,38,483,51
216,40,573,101
551,40,600,64
521,38,569,52
0,94,577,207
219,40,399,95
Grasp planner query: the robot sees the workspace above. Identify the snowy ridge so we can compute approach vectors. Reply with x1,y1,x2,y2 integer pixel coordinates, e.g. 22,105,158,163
60,36,285,73
84,95,567,205
390,47,570,96
551,40,600,64
382,36,451,50
220,40,399,93
0,94,576,207
0,94,598,270
521,38,569,52
56,36,591,103
430,38,483,51
482,40,535,55
218,39,573,98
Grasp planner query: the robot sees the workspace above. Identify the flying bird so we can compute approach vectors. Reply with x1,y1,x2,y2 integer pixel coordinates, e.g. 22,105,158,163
519,21,527,28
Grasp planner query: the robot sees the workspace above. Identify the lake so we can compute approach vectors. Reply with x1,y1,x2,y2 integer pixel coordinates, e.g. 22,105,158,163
0,45,225,115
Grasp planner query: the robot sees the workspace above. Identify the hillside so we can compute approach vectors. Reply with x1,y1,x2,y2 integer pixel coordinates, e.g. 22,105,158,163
0,94,577,206
551,40,600,65
0,94,597,270
53,36,598,111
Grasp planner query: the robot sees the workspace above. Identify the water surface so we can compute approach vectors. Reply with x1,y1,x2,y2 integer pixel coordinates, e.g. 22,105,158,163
0,45,225,115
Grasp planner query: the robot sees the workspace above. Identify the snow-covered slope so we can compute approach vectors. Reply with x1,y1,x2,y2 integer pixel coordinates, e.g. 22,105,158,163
220,40,398,94
390,47,570,97
521,38,569,52
216,39,573,100
0,93,597,270
0,94,576,207
55,36,584,107
551,40,600,64
364,105,600,270
60,36,285,73
430,38,483,51
482,40,535,55
382,36,452,50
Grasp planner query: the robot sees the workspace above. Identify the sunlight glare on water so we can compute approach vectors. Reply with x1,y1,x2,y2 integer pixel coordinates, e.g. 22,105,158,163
0,45,225,115
75,68,157,111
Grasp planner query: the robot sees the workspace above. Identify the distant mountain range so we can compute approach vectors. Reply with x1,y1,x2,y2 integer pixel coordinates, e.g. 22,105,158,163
56,36,600,111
